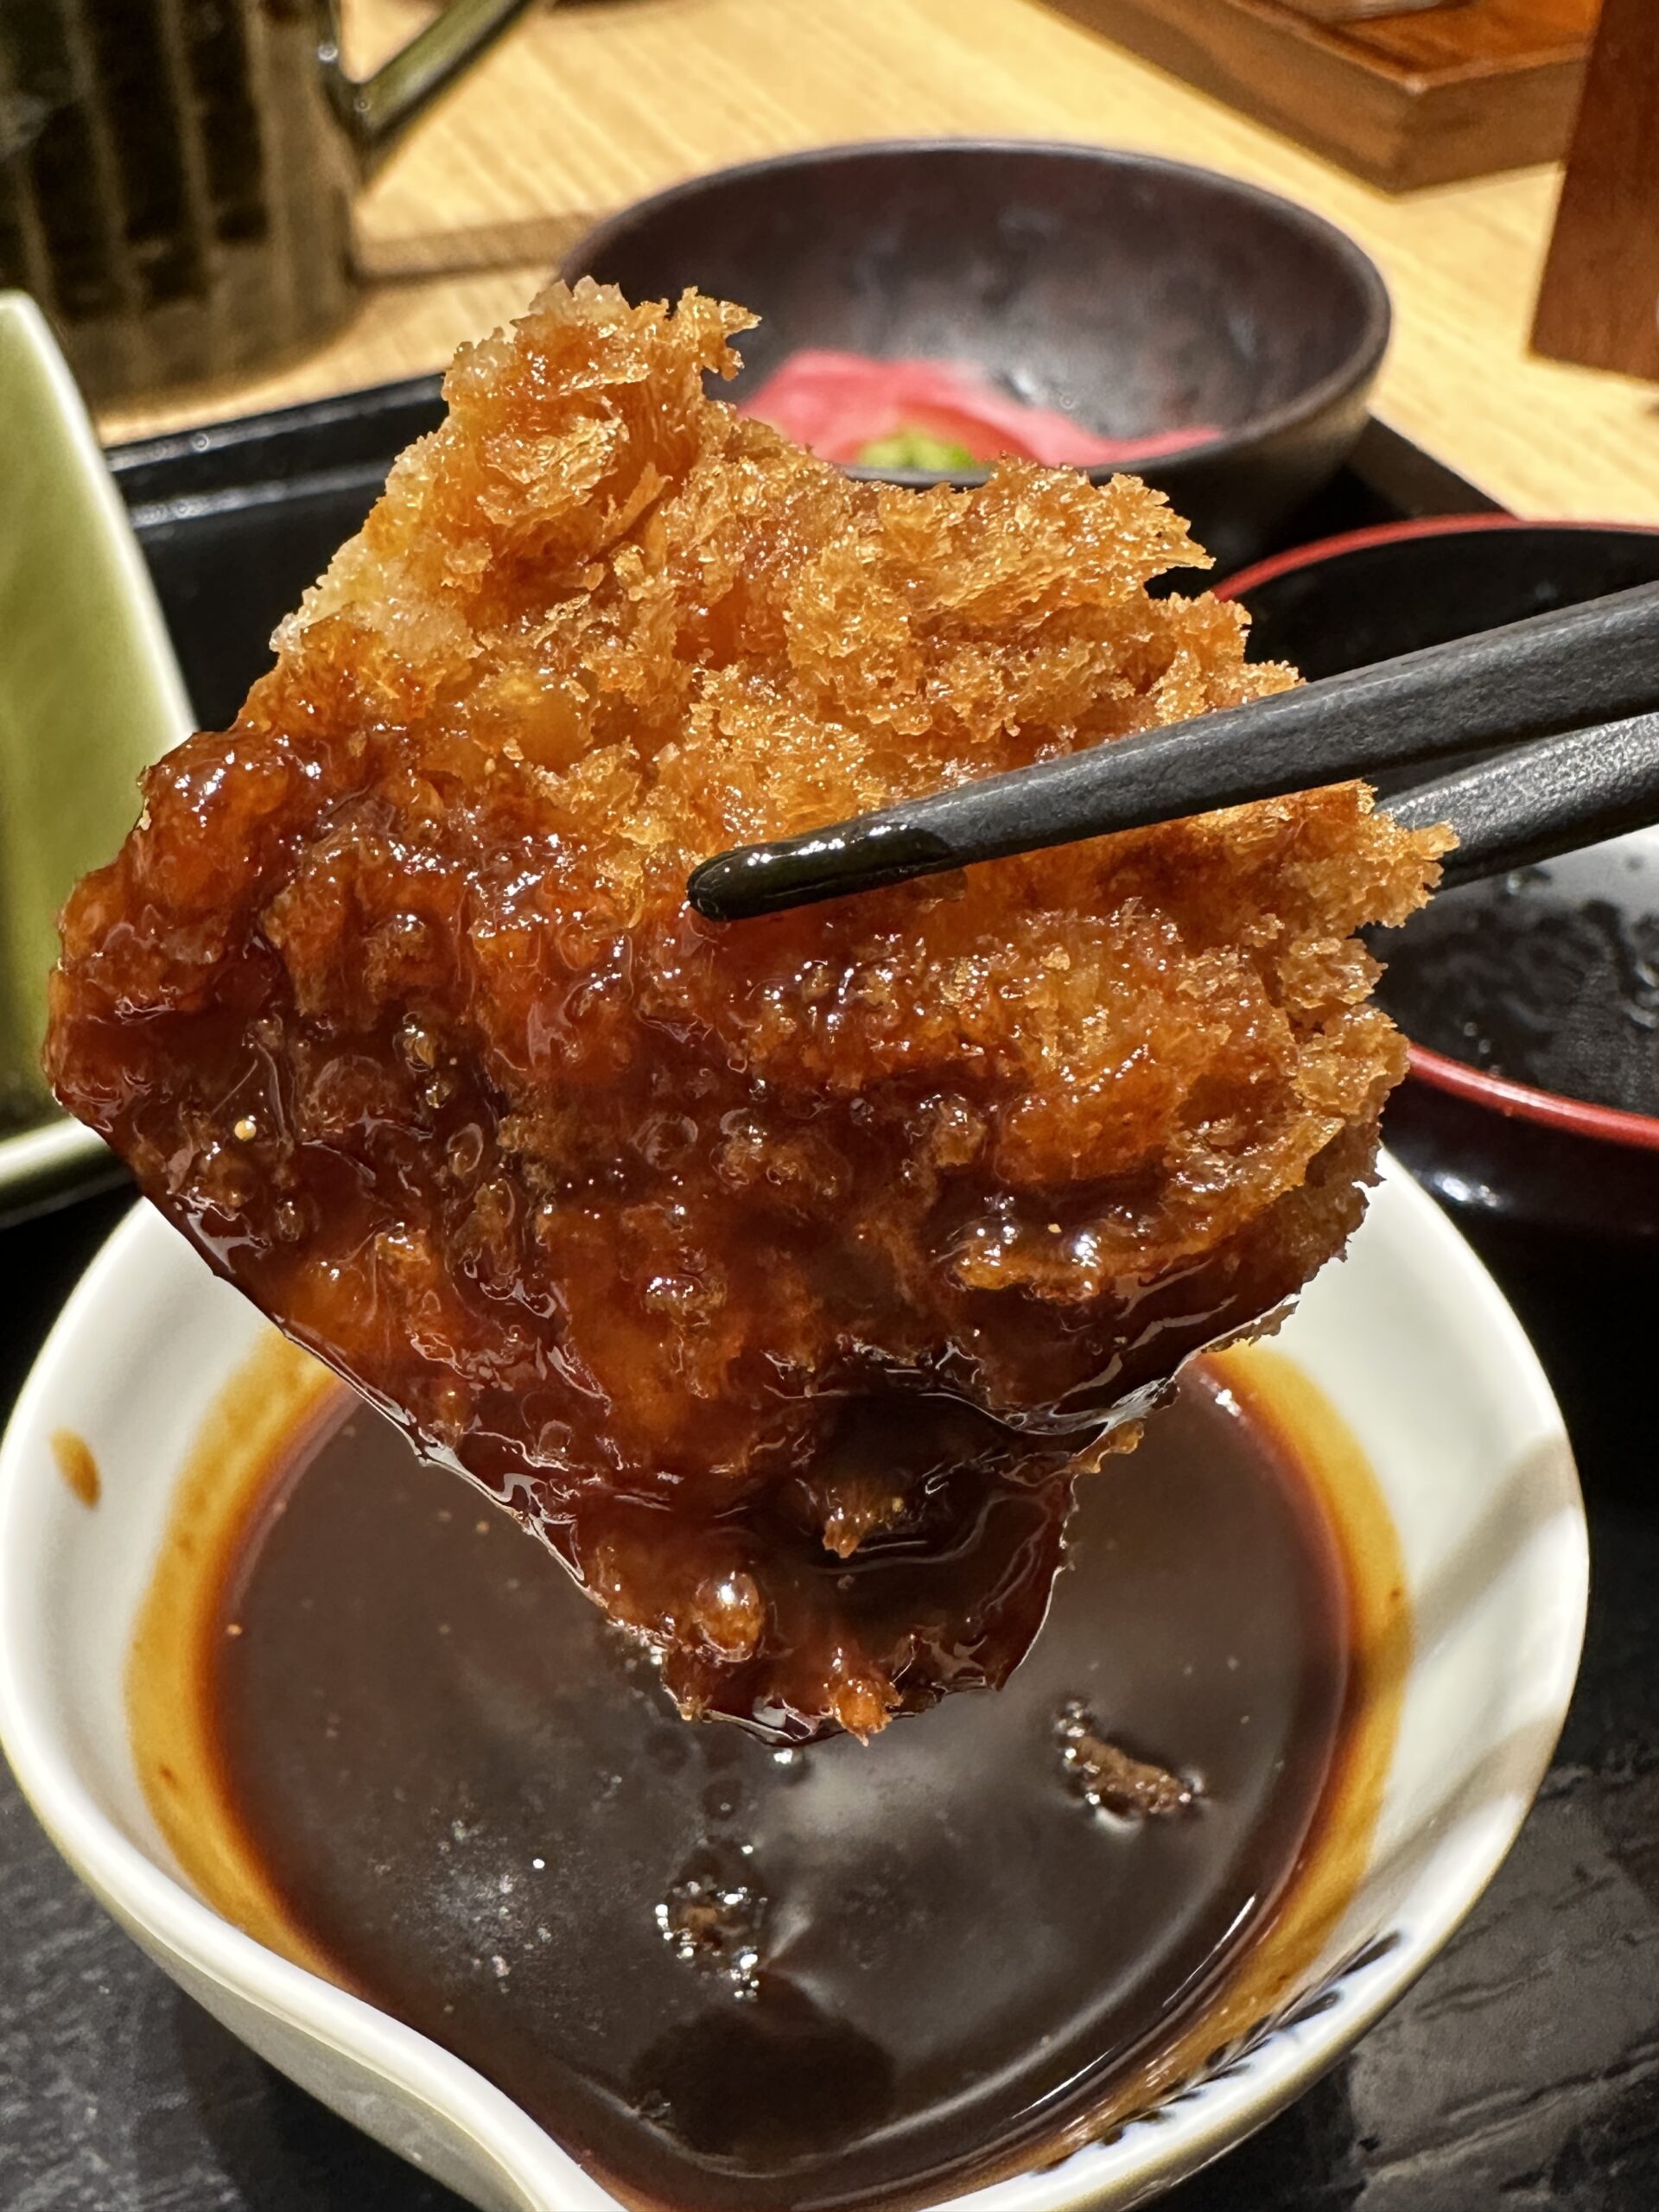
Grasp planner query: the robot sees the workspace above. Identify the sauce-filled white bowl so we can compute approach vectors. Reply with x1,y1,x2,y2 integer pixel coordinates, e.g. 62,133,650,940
0,1160,1585,2210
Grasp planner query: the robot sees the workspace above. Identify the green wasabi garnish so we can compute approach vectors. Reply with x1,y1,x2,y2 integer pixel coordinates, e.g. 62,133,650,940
855,429,980,471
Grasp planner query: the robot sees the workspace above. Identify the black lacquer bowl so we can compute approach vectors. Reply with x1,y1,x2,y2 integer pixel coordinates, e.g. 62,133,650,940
1224,518,1659,1248
561,140,1390,572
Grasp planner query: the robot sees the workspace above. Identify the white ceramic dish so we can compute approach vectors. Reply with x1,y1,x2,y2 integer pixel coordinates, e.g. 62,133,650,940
0,1162,1585,2211
0,293,193,1222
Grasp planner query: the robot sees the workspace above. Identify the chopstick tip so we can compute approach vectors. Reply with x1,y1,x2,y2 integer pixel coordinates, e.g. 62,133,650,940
686,846,769,922
689,819,962,921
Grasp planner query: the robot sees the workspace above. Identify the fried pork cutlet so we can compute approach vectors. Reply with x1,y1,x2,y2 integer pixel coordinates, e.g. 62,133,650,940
47,281,1445,1739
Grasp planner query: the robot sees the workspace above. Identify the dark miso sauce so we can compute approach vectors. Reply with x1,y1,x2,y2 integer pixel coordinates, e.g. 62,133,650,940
207,1369,1353,2212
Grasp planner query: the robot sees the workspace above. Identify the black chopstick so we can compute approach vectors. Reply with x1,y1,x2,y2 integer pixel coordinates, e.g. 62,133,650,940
1388,711,1659,887
686,581,1659,921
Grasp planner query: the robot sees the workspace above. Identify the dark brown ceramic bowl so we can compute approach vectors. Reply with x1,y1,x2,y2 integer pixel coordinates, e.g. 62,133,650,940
1222,517,1659,1249
560,140,1390,572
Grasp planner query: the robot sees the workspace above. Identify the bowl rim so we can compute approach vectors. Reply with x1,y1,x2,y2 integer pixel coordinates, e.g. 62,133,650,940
0,291,192,1224
558,137,1393,488
0,1169,1586,2211
1219,512,1659,1157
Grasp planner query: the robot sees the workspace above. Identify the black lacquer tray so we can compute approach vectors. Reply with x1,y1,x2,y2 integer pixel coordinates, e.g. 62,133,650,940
1,391,1654,2212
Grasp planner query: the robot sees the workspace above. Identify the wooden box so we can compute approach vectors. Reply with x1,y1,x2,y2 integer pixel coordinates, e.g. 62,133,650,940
1044,0,1599,192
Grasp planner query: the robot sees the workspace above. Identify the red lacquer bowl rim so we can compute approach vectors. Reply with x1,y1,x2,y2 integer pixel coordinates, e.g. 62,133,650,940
1217,512,1659,1158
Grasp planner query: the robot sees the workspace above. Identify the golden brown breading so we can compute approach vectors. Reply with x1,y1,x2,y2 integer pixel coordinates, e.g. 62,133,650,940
48,281,1445,1738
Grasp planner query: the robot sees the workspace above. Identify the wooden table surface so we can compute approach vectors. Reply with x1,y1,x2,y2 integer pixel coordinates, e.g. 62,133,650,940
99,0,1659,526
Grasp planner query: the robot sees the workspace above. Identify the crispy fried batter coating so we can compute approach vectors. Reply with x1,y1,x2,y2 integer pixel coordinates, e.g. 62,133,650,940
48,282,1445,1738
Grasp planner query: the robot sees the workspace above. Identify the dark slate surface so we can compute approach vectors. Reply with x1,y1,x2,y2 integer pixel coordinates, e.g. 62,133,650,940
2,409,1655,2209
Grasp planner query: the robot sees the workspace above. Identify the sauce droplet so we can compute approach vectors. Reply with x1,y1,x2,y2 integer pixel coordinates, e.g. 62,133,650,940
50,1429,100,1508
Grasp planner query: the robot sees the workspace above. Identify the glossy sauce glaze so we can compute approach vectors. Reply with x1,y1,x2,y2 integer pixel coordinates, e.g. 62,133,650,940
135,1350,1402,2212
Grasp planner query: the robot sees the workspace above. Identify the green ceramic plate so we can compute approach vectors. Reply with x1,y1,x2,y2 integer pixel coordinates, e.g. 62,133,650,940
0,294,193,1221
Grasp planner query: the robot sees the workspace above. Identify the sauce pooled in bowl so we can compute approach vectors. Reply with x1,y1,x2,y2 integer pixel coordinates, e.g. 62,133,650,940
131,1341,1405,2212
